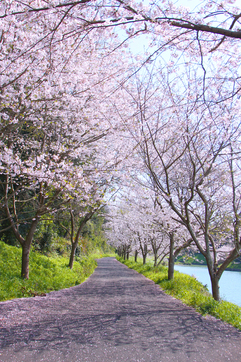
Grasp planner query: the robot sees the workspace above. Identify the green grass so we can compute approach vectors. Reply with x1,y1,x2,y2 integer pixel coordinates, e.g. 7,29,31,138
0,241,98,301
90,250,116,259
117,256,241,330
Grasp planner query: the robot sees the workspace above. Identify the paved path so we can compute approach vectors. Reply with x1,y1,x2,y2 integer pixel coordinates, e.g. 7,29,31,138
1,257,241,362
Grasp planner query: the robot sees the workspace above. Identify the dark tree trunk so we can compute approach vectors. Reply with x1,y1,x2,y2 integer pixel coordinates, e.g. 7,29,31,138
211,275,220,301
134,250,138,262
207,261,221,301
69,242,78,269
143,253,147,264
119,247,122,257
153,253,158,267
68,210,95,269
140,243,148,265
168,232,175,280
20,218,39,279
120,248,124,258
21,244,30,279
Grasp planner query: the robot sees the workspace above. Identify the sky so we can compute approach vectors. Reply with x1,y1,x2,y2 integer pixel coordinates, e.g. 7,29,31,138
124,0,203,55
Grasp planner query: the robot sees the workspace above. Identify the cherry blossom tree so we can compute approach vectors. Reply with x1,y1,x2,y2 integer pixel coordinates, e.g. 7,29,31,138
68,207,98,269
2,1,241,95
127,65,241,300
106,185,164,265
67,183,110,269
0,0,133,278
0,64,131,279
2,0,241,288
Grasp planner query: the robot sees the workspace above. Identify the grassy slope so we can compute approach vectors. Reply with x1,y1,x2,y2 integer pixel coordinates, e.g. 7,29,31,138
0,241,98,301
118,257,241,331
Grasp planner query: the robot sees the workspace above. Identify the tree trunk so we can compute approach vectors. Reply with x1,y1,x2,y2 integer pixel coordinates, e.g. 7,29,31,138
143,253,146,264
211,275,220,301
120,248,124,258
21,218,39,279
153,252,158,267
68,210,95,269
21,244,30,279
4,177,39,279
141,244,148,265
134,250,138,262
69,242,78,269
168,232,175,280
118,247,122,257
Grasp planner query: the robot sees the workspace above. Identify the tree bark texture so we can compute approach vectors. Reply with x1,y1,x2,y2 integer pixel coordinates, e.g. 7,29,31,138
168,232,175,280
68,211,95,269
21,244,30,279
211,275,220,301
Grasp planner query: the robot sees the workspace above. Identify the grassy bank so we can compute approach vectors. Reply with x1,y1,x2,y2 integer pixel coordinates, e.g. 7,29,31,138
117,257,241,331
0,241,100,301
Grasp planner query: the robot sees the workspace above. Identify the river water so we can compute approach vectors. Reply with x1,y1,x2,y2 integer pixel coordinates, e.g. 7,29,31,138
174,264,241,307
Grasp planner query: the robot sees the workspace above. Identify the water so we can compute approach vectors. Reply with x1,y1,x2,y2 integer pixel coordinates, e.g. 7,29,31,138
174,264,241,307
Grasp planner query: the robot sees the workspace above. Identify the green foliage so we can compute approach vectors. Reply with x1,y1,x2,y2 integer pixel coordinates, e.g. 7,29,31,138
0,241,97,301
81,214,113,256
175,252,206,265
226,257,241,271
50,236,72,257
176,252,241,271
117,256,241,330
0,219,17,246
33,218,58,254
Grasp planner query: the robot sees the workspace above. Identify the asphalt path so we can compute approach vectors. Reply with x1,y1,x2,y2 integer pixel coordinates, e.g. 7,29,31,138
1,257,241,362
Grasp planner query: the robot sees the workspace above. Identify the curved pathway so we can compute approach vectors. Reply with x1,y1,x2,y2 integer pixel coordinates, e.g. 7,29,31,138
0,257,241,362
